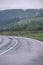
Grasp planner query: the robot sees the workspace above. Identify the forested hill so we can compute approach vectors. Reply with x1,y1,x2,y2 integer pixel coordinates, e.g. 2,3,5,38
0,9,43,25
0,9,43,31
0,9,43,20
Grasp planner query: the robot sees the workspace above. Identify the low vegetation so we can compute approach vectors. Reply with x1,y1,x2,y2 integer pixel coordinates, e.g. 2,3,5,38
0,31,43,42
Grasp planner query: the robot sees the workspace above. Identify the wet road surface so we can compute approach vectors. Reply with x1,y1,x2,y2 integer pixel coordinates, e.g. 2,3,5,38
0,36,43,65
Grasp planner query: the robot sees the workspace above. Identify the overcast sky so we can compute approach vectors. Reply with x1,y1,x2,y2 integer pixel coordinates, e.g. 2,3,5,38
0,0,43,10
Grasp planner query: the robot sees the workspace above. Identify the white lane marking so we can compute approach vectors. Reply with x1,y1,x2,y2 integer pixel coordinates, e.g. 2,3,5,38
18,37,43,45
15,36,43,45
0,39,18,55
0,36,43,55
8,36,43,45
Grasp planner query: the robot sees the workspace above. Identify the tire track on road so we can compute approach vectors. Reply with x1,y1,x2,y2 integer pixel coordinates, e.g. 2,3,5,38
0,36,18,55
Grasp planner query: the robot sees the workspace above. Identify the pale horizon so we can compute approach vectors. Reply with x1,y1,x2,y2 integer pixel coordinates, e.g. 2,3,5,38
0,0,43,10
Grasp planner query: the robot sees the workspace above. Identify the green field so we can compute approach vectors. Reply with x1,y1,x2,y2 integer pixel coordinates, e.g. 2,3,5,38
0,31,43,42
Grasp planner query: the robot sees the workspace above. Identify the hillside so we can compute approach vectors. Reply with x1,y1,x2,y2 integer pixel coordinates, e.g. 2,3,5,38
0,17,43,31
0,9,43,31
0,9,43,20
11,17,43,31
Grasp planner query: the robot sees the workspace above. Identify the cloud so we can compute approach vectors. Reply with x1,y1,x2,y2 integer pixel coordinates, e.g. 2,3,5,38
0,0,43,10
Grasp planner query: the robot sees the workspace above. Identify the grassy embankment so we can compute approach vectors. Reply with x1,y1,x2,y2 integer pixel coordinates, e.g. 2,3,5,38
0,31,43,42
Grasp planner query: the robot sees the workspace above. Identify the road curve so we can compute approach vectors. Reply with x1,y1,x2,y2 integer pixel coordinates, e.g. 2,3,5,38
0,36,43,65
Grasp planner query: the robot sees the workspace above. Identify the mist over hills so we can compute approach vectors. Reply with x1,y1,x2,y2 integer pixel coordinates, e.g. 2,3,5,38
0,9,43,31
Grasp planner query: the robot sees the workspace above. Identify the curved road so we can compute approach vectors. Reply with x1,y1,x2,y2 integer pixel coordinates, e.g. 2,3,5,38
0,36,43,65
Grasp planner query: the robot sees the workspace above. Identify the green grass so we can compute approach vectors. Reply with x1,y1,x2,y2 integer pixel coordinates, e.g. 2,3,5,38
0,31,43,42
22,33,43,42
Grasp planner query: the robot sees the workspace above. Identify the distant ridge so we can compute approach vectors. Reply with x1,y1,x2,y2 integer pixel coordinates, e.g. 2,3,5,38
0,9,43,20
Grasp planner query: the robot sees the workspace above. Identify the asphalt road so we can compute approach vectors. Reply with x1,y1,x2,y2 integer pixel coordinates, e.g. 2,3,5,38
0,36,43,65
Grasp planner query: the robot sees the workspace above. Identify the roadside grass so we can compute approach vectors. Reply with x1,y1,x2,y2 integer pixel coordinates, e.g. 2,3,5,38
0,31,43,42
22,33,43,42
